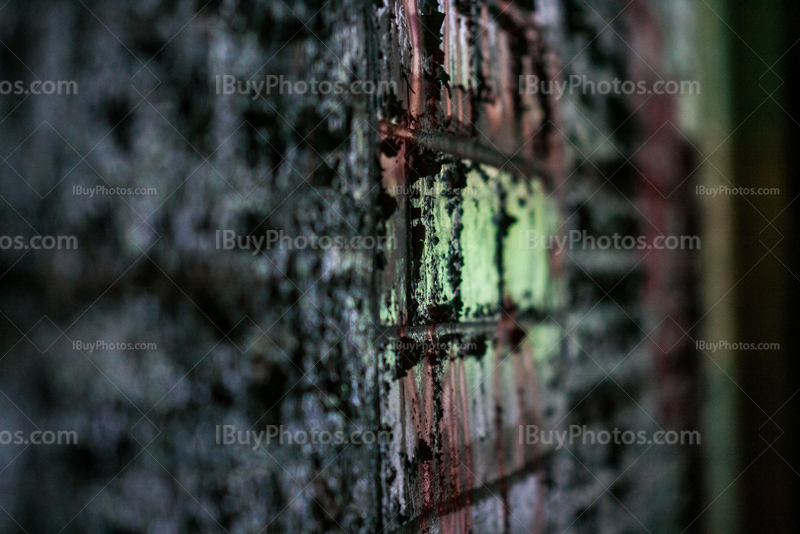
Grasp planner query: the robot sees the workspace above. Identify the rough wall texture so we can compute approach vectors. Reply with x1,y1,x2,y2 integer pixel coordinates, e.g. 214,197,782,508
0,1,698,533
0,1,378,532
373,1,700,533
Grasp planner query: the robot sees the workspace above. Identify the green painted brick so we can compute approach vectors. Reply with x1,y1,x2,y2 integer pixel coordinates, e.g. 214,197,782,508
501,174,559,311
411,166,459,321
460,164,501,320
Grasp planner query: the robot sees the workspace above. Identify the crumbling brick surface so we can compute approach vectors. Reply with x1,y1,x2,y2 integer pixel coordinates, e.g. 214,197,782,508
0,1,698,533
374,0,699,532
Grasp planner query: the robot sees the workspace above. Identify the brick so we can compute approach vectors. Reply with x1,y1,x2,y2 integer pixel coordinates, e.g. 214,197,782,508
0,1,701,533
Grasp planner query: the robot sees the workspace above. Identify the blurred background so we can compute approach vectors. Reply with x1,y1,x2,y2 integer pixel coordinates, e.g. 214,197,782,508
716,1,800,532
690,0,800,532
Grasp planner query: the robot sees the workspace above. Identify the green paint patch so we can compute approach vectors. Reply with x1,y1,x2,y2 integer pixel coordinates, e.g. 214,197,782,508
500,173,559,311
530,323,562,364
411,167,460,322
380,158,564,327
459,164,501,320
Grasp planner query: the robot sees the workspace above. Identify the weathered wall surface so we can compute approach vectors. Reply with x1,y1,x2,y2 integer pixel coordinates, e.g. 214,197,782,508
0,1,380,532
373,1,700,533
0,1,699,533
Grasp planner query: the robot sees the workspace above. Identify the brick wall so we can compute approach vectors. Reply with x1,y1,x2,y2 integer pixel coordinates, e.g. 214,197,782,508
0,1,699,533
374,0,699,532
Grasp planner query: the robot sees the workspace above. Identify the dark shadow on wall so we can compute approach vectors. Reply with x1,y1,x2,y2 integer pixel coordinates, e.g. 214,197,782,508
730,0,800,533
